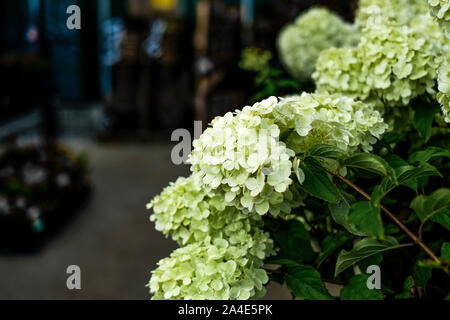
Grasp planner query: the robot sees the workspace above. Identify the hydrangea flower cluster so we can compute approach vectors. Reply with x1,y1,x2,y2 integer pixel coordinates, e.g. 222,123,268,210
149,238,272,300
355,0,428,28
356,0,447,51
359,22,439,106
313,47,374,104
410,12,449,54
188,97,299,217
274,93,388,154
239,47,272,73
437,53,450,122
189,94,387,217
147,174,275,300
314,19,440,108
148,175,219,245
278,7,358,82
147,175,275,248
428,0,450,37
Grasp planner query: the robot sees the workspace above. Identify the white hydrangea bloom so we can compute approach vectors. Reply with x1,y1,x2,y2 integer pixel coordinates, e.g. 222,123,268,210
189,97,300,216
314,20,440,108
356,0,447,51
410,13,449,54
276,93,388,153
147,175,275,300
360,22,439,106
356,0,429,28
278,7,358,82
149,237,273,300
428,0,450,37
147,174,278,248
148,175,220,245
313,47,375,104
437,52,450,122
189,94,387,216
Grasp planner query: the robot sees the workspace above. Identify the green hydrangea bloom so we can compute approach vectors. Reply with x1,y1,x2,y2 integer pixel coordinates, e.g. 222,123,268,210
357,0,448,51
360,22,439,106
189,94,387,216
356,0,429,28
314,47,375,104
278,7,358,82
147,174,278,248
147,175,275,300
149,237,273,300
428,0,450,37
188,97,300,216
239,47,273,73
410,13,449,54
314,20,440,108
147,175,220,245
437,52,450,122
275,93,388,154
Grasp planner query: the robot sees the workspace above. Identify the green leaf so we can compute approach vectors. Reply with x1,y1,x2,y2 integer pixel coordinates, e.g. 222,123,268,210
385,224,400,235
413,103,440,142
379,162,441,195
395,276,414,299
377,132,405,152
316,232,354,266
431,209,450,230
340,274,383,300
384,154,409,168
278,78,301,89
298,157,340,204
344,153,396,181
328,191,365,236
285,264,333,300
335,237,399,277
308,144,347,160
272,220,314,263
348,202,384,239
408,147,450,164
413,263,432,288
418,243,450,272
397,163,441,184
370,185,385,208
358,253,383,273
410,189,450,222
441,242,450,260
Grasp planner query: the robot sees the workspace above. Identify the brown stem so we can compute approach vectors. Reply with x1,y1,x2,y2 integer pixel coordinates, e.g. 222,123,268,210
326,168,441,264
393,243,416,249
418,221,426,242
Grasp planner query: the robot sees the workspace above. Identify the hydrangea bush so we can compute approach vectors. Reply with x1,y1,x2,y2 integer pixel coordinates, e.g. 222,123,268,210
147,1,450,300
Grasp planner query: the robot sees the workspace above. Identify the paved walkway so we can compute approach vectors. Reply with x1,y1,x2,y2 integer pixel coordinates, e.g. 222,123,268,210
0,143,290,300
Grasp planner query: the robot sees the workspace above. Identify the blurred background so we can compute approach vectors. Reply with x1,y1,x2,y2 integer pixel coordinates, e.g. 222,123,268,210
0,0,355,299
